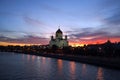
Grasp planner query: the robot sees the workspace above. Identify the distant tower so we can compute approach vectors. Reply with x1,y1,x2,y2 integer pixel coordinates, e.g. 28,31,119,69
65,35,67,40
51,36,54,40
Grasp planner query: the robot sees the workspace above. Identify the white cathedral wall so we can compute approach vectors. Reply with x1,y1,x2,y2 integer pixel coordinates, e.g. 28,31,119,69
49,40,56,47
61,40,68,47
49,39,68,48
49,29,68,48
56,33,62,39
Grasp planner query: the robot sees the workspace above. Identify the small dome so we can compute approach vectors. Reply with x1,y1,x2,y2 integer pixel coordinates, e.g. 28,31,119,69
56,29,62,33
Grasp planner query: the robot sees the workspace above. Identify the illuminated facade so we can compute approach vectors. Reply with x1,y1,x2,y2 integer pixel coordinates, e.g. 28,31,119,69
49,28,68,48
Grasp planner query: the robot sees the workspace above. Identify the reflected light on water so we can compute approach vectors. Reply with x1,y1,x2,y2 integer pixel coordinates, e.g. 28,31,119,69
0,52,120,80
42,57,46,65
69,61,76,74
57,59,63,73
82,64,87,76
32,55,35,61
37,56,40,60
27,55,30,61
69,61,76,80
36,56,40,65
47,58,51,60
96,67,104,80
22,54,25,60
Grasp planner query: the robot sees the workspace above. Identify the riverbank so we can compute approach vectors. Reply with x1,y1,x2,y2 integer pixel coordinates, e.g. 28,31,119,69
21,52,120,70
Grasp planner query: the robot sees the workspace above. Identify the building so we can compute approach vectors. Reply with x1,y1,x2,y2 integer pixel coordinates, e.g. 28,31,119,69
49,28,68,48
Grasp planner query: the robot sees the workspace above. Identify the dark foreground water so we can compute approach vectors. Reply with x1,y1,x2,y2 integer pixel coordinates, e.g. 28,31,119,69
0,52,120,80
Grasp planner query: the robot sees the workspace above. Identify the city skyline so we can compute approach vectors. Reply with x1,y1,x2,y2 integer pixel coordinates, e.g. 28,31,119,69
0,0,120,46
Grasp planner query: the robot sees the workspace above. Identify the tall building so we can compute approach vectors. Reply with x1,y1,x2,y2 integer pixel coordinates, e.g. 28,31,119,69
49,28,68,48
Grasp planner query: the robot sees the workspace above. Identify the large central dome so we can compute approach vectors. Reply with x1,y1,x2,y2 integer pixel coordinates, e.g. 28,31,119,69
56,29,62,33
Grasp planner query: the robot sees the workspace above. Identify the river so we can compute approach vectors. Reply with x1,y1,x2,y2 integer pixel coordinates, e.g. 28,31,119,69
0,52,120,80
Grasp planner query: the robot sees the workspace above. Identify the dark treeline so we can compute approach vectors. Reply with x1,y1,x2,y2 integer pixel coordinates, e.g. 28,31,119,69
62,40,120,58
0,40,120,58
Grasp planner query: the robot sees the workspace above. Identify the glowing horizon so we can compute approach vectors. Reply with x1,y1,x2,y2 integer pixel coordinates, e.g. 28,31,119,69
0,38,119,47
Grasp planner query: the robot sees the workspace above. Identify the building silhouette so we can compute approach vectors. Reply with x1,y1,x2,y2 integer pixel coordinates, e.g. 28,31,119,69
49,28,68,48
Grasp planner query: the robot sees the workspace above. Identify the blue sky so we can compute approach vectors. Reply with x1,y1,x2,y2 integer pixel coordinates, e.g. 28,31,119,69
0,0,120,45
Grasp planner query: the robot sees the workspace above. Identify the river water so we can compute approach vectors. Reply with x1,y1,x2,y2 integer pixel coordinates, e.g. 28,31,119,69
0,52,120,80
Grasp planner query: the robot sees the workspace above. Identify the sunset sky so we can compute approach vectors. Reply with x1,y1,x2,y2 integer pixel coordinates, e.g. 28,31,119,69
0,0,120,46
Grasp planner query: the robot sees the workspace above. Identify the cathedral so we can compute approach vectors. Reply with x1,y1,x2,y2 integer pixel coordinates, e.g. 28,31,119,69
49,28,68,48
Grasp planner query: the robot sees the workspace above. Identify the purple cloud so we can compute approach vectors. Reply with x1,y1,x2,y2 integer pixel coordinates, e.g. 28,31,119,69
23,16,45,27
0,34,49,45
67,27,120,41
0,26,54,45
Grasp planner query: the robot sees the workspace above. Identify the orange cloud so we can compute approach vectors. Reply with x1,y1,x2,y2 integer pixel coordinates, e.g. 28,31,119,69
0,42,32,46
69,37,120,47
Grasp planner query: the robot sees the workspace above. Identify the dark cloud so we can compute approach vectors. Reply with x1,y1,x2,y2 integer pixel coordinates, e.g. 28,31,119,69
0,35,49,45
68,27,120,41
0,30,49,44
105,11,120,25
65,27,95,34
71,31,108,38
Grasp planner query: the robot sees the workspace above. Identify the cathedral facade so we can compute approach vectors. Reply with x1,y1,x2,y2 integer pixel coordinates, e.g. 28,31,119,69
49,28,68,48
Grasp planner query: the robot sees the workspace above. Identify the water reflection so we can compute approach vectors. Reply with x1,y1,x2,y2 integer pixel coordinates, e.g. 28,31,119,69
27,55,30,61
57,59,63,73
22,54,25,59
82,64,87,76
36,56,40,66
69,61,76,74
12,52,15,55
31,55,35,61
37,56,40,60
58,59,63,71
42,57,46,65
69,61,76,80
0,52,120,80
96,67,104,80
26,55,36,61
